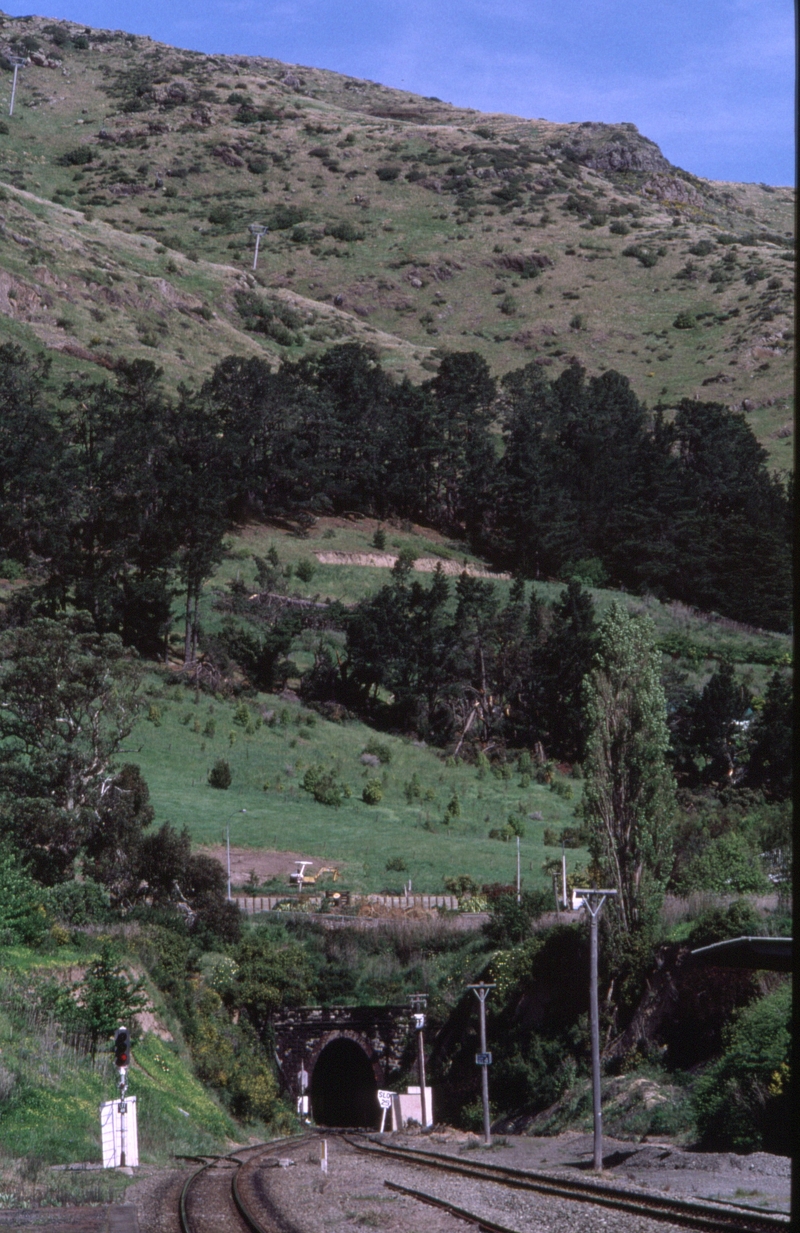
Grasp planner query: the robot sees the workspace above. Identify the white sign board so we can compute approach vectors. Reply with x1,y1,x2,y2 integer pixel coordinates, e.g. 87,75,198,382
100,1097,139,1168
391,1086,433,1130
377,1089,394,1110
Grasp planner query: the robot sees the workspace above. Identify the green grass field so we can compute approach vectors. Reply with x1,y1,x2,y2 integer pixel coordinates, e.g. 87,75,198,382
133,684,581,895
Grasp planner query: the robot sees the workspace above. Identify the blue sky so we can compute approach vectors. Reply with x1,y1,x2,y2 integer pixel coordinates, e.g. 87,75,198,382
4,0,795,184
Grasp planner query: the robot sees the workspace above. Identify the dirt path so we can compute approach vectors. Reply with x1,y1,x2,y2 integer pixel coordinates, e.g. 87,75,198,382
196,845,341,888
314,551,511,579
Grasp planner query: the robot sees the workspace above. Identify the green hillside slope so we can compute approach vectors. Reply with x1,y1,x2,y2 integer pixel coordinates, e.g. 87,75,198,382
0,12,793,464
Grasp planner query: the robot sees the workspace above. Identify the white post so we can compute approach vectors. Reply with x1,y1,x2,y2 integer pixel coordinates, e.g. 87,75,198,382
516,835,521,904
252,232,261,270
562,844,568,909
320,1139,328,1174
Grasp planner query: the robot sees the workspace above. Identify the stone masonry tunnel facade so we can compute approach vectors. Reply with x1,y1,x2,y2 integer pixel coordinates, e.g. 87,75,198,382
272,1006,417,1128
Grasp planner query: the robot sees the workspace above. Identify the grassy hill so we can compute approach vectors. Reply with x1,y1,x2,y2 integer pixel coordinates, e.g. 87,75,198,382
0,12,794,466
119,513,790,899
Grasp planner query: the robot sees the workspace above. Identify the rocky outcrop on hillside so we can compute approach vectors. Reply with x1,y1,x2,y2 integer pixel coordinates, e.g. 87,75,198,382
550,122,673,174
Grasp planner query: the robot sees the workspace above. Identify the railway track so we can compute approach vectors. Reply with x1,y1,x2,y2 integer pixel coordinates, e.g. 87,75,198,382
177,1128,789,1233
178,1133,315,1233
346,1134,790,1233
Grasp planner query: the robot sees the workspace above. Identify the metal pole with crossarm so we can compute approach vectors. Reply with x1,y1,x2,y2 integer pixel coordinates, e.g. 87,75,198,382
8,56,25,117
573,887,617,1172
468,982,495,1145
249,223,268,270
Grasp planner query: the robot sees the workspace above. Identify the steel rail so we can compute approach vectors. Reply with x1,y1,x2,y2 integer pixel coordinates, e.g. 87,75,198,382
178,1133,314,1233
384,1179,523,1233
345,1136,789,1233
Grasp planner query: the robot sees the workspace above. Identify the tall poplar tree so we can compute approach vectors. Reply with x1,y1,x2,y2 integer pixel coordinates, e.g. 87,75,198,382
582,603,676,936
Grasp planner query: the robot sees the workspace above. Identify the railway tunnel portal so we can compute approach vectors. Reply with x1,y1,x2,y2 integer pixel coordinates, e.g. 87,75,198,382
272,1005,417,1128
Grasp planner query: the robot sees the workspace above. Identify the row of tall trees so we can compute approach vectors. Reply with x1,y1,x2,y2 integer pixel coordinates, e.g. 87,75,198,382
0,342,791,640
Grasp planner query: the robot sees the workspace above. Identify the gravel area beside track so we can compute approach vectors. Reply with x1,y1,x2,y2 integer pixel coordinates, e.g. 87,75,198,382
385,1130,791,1213
260,1134,702,1233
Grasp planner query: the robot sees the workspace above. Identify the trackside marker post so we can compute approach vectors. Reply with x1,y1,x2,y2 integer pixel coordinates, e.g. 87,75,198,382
320,1139,328,1174
573,888,617,1172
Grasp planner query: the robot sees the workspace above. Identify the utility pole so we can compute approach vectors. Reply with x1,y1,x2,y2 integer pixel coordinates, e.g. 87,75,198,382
8,56,25,117
516,835,521,904
409,993,428,1129
225,809,247,901
573,887,617,1172
468,982,495,1145
248,223,268,270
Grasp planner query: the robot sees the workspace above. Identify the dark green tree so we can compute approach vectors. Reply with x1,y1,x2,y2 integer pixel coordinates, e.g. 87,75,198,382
57,361,176,655
0,615,141,883
0,344,63,569
535,578,597,761
746,671,792,800
67,940,148,1060
685,659,751,784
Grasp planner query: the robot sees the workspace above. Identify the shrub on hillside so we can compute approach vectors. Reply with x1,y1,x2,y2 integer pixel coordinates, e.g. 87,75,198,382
302,764,344,806
325,220,364,242
57,146,93,166
0,850,48,945
208,758,232,789
362,778,383,804
686,898,763,949
694,983,791,1152
622,244,658,268
483,890,552,945
363,738,392,764
676,831,767,895
46,878,110,926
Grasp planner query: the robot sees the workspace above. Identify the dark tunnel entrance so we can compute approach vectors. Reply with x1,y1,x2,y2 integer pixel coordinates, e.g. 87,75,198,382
310,1037,381,1128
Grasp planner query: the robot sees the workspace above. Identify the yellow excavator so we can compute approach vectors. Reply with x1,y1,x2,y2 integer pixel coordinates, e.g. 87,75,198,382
288,861,339,888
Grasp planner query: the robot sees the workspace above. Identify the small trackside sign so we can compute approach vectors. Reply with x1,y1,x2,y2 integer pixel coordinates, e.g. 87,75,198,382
475,1052,492,1066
